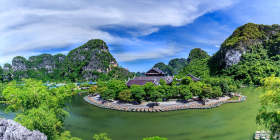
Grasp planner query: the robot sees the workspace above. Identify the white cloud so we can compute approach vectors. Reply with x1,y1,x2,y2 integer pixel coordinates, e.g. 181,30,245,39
114,43,184,61
0,0,236,67
215,45,220,48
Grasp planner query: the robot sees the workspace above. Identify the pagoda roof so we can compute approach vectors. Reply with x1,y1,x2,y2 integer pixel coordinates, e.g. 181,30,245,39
145,68,167,75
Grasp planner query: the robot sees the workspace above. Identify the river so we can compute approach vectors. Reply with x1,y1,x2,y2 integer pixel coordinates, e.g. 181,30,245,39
0,87,264,140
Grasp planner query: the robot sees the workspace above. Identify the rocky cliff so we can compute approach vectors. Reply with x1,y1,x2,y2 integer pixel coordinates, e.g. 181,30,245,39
9,39,131,82
2,64,12,81
217,23,280,68
0,118,47,140
62,39,119,81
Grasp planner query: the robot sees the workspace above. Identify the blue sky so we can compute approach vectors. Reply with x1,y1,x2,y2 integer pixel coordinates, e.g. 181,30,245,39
1,0,280,72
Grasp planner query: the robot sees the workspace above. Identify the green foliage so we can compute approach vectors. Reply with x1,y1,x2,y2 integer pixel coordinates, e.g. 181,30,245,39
118,89,132,101
187,48,210,61
107,80,127,97
256,75,280,137
228,85,237,92
221,23,267,49
212,86,223,97
219,79,229,93
93,133,111,140
177,49,210,79
201,87,213,99
189,82,203,96
89,85,98,94
153,58,188,76
143,82,155,96
101,89,115,100
181,76,192,85
179,89,193,100
2,79,78,140
130,86,145,103
150,91,163,105
143,136,168,140
159,78,167,85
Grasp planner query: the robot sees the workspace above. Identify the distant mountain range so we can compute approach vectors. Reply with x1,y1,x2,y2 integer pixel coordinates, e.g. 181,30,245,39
0,39,133,82
1,23,280,84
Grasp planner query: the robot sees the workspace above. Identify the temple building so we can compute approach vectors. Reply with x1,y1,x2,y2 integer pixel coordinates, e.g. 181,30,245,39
126,68,174,87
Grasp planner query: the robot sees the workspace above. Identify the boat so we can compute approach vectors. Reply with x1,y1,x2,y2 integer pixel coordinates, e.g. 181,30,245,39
254,131,260,139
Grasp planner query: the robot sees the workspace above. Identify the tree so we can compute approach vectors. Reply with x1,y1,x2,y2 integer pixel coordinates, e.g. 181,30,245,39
189,82,203,96
143,136,168,140
89,85,98,94
93,133,111,140
228,85,237,93
150,91,163,105
107,80,127,97
130,86,145,103
219,79,229,94
118,89,132,102
180,89,193,101
2,79,78,140
101,89,116,100
159,78,166,86
212,86,222,97
256,75,280,138
201,87,213,98
181,76,192,85
143,82,155,96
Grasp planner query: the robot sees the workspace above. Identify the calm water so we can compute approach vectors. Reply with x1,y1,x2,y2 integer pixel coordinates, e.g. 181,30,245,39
0,87,264,140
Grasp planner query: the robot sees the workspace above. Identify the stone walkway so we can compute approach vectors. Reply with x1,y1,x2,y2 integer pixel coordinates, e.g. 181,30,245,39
89,94,231,109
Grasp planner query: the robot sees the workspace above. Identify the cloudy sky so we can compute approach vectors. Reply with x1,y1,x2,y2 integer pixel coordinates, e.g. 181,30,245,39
1,0,280,72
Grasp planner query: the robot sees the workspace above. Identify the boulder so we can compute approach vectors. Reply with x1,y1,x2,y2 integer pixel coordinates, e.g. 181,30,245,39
0,118,47,140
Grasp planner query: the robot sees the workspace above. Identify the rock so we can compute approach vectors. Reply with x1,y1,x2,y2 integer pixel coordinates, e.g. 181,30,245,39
219,23,280,68
0,118,47,140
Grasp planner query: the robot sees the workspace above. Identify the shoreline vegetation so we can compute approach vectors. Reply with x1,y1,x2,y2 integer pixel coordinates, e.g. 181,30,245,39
83,92,247,112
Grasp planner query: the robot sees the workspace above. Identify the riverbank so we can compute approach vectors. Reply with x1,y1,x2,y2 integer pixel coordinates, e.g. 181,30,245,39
83,93,247,112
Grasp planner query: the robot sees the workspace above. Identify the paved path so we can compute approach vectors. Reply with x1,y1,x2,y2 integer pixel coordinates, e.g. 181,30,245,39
89,95,231,109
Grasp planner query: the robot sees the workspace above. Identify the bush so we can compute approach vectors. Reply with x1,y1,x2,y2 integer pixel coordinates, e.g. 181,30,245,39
181,76,192,85
201,87,213,98
89,85,98,94
189,82,203,96
159,78,167,85
212,86,223,97
180,89,193,100
79,83,90,88
118,89,132,101
101,89,116,100
228,85,237,92
220,79,229,93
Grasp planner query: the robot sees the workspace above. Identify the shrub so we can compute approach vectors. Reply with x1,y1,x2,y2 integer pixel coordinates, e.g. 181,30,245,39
181,76,192,85
89,85,98,94
212,86,223,97
201,87,213,98
118,89,132,101
228,85,237,92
